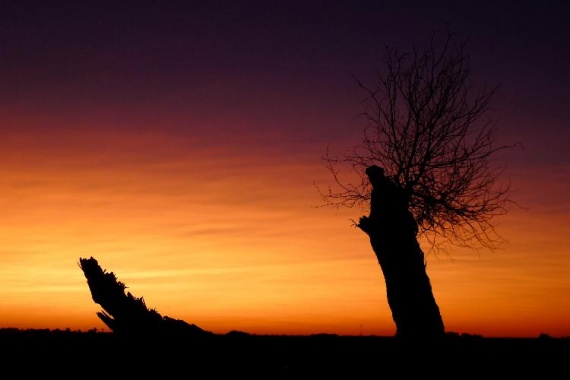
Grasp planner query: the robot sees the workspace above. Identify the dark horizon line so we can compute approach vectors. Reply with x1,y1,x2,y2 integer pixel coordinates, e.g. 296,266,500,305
0,326,567,340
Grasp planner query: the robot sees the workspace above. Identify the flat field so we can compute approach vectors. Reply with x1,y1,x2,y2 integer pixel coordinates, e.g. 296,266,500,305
1,329,567,378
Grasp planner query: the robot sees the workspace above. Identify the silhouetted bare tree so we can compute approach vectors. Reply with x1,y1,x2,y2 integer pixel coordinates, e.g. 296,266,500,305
319,30,516,340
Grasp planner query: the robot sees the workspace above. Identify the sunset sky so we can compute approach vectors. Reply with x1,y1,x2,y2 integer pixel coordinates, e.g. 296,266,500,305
1,1,569,338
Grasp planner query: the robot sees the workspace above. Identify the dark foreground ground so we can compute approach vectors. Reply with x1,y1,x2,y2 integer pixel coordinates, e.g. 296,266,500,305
1,328,568,378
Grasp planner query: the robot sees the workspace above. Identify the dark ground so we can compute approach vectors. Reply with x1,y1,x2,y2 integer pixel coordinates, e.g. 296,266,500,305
1,328,568,378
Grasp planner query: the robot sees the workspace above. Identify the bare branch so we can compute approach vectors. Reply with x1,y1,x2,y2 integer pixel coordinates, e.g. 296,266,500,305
318,30,517,253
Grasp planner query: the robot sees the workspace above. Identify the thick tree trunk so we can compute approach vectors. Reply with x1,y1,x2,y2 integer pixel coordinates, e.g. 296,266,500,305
358,166,445,340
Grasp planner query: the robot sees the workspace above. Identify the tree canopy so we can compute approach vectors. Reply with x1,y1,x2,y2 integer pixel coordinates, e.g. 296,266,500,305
319,30,517,253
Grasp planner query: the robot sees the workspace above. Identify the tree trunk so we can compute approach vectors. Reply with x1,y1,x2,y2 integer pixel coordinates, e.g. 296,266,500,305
78,256,213,338
358,165,445,340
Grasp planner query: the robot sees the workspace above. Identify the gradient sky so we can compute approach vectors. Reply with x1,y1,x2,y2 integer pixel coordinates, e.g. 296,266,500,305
1,1,569,338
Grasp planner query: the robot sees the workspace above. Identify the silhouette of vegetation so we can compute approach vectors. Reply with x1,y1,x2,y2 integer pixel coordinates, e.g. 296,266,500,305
359,165,445,339
1,327,568,376
78,256,213,338
4,256,555,375
321,29,516,252
318,30,517,340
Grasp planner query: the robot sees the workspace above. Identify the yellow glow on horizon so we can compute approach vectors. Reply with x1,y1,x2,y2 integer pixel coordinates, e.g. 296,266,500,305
1,127,569,338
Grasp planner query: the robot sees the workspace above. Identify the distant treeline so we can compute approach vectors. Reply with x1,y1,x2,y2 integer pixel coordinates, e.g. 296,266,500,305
1,327,566,339
1,328,568,377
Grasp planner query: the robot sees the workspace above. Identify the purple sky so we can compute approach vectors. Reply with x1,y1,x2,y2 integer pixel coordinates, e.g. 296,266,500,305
3,1,568,154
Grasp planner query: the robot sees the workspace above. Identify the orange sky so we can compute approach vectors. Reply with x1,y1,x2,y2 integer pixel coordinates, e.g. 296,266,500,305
1,125,568,338
1,2,569,338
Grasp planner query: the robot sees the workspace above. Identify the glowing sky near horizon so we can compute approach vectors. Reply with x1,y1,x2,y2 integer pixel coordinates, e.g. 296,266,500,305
1,1,569,337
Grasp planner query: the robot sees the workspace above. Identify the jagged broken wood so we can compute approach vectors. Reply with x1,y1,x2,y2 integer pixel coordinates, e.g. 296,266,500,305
79,256,213,337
